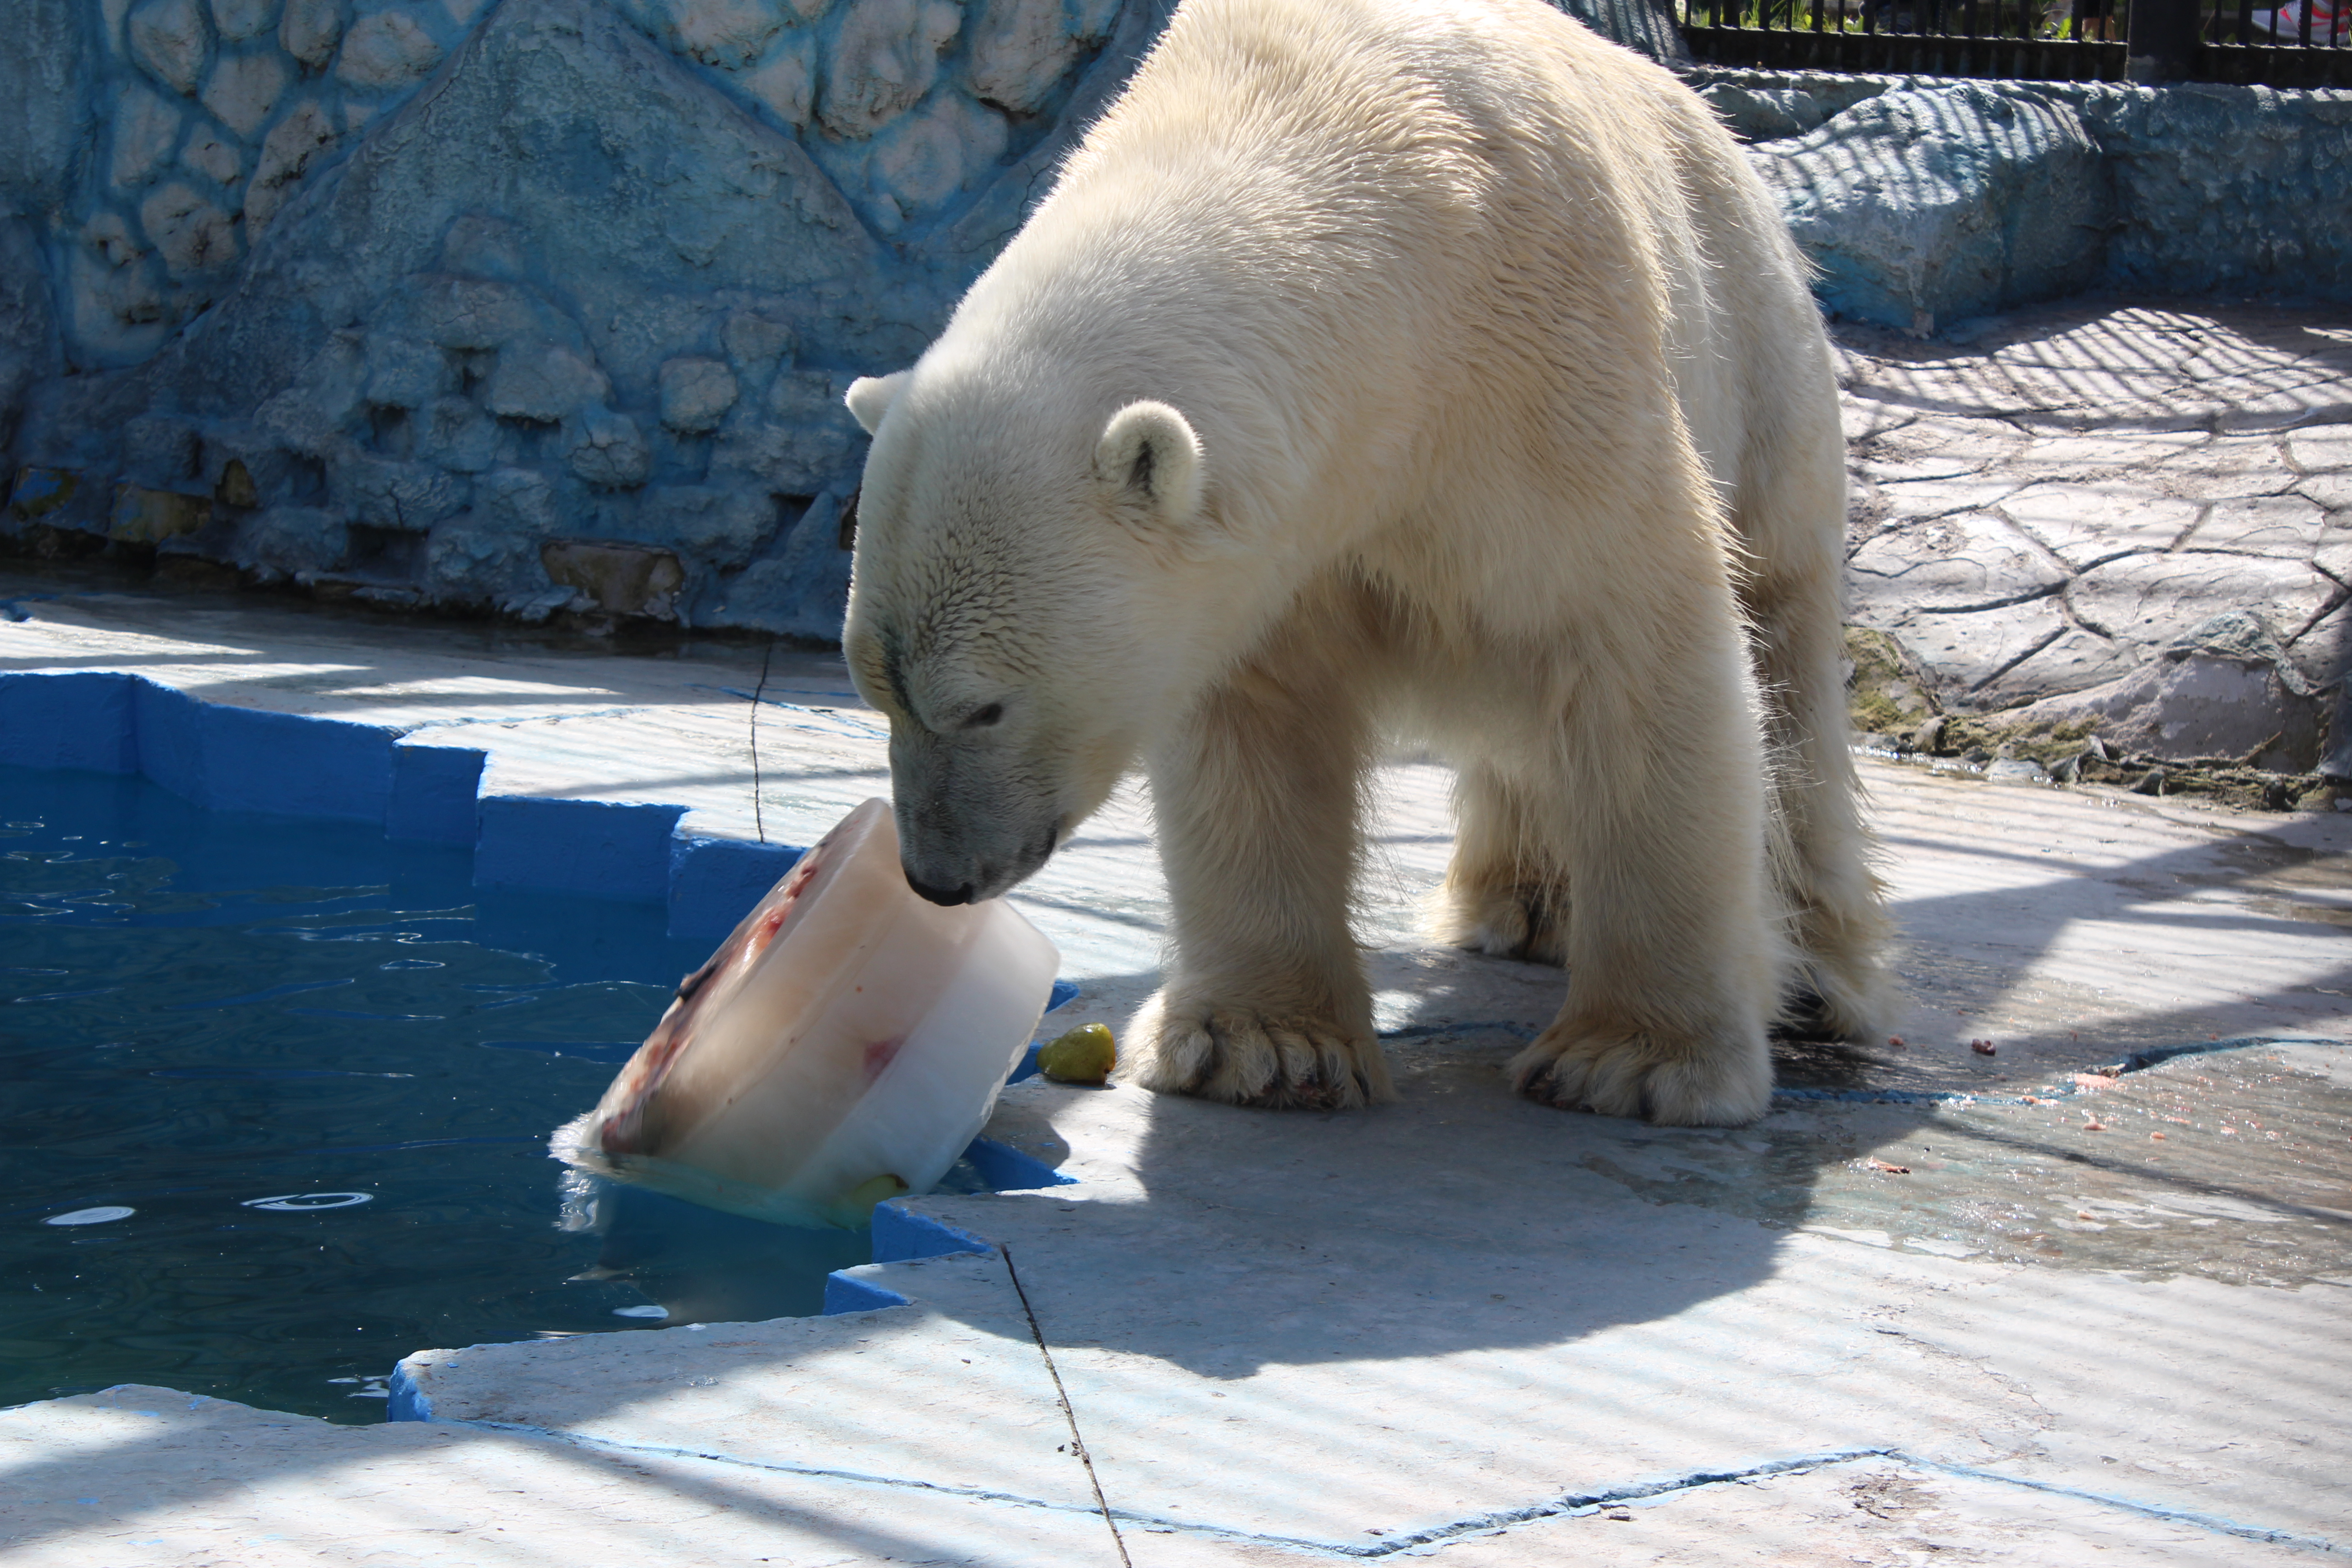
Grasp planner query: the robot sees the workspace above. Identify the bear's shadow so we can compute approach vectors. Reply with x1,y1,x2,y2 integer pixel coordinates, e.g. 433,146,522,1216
976,955,1938,1380
974,797,2352,1378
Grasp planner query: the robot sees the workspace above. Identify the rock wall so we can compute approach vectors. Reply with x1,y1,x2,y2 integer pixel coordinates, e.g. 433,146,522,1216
2090,85,2352,306
1747,79,2111,338
1705,71,2352,336
13,0,2332,642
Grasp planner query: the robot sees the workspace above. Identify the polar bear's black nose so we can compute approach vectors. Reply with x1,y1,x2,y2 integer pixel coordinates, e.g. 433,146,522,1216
906,873,976,907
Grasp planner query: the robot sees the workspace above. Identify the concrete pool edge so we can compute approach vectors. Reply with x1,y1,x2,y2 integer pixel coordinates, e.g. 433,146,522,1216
368,1240,2352,1563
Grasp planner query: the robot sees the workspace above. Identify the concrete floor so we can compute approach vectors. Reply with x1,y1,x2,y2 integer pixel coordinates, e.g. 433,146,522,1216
1,574,2348,1565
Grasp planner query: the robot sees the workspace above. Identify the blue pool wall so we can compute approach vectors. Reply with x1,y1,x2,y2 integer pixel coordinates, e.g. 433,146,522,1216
0,668,803,943
381,1188,1051,1420
0,666,1100,986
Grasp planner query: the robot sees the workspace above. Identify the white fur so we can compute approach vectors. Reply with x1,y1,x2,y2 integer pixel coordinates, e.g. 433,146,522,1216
840,0,1888,1126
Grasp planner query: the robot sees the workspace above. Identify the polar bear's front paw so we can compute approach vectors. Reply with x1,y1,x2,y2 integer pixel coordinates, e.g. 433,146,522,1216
1509,1019,1770,1127
1125,992,1396,1110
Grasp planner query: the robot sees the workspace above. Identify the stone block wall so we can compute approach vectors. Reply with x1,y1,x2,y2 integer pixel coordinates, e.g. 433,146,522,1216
24,0,2339,644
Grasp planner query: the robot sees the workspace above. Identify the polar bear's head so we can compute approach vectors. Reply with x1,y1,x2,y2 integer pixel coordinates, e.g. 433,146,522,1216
839,363,1226,906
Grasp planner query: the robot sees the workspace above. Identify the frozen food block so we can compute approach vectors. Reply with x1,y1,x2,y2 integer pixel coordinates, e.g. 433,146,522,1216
553,798,1060,1228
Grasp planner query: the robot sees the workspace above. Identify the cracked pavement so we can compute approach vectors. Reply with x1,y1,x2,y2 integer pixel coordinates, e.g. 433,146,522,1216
1838,301,2352,730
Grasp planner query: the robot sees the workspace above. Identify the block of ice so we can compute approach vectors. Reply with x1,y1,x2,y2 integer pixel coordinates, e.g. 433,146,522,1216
554,799,1058,1228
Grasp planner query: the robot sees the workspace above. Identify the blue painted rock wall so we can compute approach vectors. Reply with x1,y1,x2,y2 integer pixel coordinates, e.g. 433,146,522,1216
0,0,1184,637
34,0,2341,625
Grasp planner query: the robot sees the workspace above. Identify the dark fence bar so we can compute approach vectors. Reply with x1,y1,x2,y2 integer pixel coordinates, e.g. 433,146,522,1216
1676,0,2352,84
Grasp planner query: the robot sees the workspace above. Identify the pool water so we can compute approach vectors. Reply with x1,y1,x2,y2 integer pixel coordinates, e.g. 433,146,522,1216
0,764,880,1421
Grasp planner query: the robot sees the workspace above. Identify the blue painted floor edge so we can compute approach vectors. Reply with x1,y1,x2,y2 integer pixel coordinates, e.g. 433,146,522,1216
384,1363,431,1424
352,1412,2349,1561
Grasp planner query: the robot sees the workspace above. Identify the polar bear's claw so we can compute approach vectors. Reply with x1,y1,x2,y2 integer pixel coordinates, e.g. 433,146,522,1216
1510,1023,1771,1128
1127,996,1396,1110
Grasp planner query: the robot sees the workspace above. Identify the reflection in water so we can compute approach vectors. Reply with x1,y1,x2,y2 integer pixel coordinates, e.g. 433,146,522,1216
571,1183,872,1324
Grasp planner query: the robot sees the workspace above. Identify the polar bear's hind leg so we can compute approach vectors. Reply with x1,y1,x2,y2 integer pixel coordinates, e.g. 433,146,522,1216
1432,764,1572,967
1734,366,1893,1044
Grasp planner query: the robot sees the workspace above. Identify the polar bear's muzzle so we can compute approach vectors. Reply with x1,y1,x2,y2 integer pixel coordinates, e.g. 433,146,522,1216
900,821,1058,906
893,777,1062,906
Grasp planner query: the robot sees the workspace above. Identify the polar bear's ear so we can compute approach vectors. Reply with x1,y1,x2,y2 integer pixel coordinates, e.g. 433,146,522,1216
844,371,911,436
1093,401,1203,522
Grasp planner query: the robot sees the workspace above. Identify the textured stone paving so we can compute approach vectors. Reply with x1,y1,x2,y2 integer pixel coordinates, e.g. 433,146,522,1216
1837,301,2352,779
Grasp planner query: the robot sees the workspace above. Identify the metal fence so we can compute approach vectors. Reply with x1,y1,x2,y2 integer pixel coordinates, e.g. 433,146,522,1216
1674,0,2352,85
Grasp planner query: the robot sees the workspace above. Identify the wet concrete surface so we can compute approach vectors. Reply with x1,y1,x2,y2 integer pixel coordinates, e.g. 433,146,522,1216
1558,1037,2352,1291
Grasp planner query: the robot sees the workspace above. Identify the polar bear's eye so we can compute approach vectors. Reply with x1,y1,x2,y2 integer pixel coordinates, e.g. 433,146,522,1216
963,703,1004,730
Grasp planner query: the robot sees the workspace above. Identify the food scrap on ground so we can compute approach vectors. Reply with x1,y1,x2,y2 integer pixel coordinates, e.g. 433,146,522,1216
1039,1022,1119,1086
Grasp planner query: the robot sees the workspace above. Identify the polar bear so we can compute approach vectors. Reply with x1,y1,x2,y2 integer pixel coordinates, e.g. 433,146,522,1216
838,0,1886,1126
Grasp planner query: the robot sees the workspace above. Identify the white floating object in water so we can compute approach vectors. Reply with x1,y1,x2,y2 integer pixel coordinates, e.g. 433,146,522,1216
45,1205,135,1225
612,1304,669,1319
243,1192,374,1211
555,799,1059,1229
